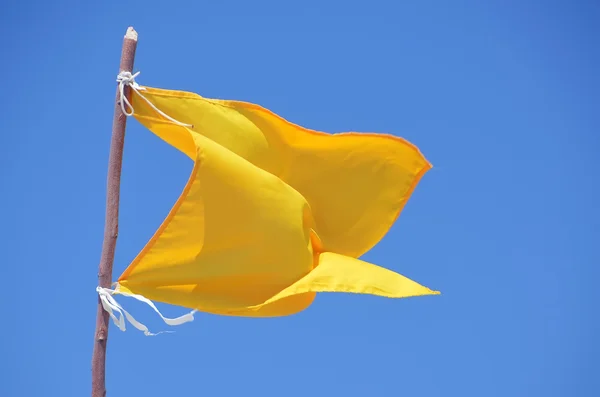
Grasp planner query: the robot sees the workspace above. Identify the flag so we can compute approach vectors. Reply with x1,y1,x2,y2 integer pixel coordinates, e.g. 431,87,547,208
112,82,439,318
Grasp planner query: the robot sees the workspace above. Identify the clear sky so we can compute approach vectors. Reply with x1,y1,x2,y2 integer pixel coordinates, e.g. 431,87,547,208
1,0,598,396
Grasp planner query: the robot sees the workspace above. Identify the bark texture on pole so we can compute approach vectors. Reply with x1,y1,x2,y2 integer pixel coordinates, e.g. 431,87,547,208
91,27,138,397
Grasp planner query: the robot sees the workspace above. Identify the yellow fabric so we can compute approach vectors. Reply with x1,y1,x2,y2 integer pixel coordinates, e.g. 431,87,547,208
116,86,439,317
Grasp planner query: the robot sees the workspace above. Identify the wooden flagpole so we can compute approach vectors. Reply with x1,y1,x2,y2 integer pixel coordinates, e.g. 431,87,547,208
91,26,138,397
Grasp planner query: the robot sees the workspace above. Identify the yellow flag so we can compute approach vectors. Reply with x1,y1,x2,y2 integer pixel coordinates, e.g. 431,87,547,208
114,85,439,317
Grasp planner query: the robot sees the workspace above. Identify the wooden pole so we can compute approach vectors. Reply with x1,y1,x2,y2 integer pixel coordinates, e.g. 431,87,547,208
91,27,138,397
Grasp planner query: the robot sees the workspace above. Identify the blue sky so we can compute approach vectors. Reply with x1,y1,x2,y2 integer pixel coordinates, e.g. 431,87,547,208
1,0,598,396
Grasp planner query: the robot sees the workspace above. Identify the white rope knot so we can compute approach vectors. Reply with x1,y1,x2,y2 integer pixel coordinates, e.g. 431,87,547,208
116,71,141,89
116,70,193,128
116,71,145,117
97,286,196,336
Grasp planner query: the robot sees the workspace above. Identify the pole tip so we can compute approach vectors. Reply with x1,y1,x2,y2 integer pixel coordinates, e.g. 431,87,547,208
125,27,138,41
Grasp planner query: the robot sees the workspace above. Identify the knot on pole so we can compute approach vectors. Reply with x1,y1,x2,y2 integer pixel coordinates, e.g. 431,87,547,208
116,71,193,128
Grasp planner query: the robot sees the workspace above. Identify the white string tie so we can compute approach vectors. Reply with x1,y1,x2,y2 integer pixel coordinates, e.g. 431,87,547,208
116,71,193,128
97,286,196,336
